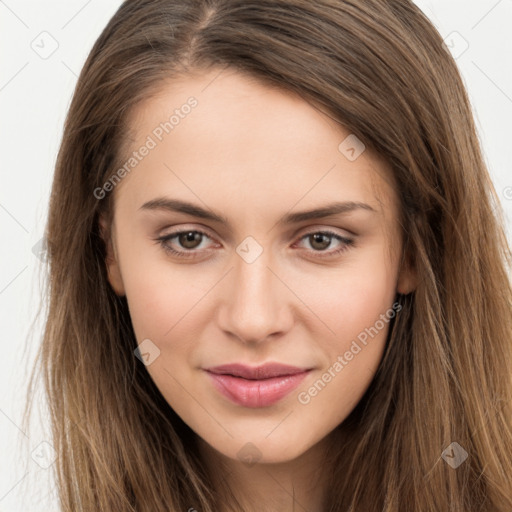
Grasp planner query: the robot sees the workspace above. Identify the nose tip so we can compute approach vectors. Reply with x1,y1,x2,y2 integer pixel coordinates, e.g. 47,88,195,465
232,330,275,345
216,251,293,345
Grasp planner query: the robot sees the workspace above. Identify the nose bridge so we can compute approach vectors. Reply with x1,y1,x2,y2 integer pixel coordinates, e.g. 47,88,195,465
218,245,290,343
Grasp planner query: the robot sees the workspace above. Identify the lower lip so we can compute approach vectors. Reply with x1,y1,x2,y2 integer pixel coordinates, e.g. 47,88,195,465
205,370,310,408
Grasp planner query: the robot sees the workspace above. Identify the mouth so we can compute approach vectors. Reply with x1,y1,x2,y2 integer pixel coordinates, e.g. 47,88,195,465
204,363,312,408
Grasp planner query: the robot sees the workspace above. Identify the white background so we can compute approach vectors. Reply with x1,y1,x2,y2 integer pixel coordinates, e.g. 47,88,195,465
1,1,511,510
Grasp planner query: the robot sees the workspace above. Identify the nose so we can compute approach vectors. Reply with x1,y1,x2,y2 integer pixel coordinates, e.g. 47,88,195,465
216,250,294,345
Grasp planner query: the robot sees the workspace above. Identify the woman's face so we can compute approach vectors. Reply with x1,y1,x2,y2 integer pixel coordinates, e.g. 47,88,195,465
103,68,414,464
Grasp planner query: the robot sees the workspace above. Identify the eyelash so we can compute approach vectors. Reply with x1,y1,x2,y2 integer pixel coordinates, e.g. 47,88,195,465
155,228,354,260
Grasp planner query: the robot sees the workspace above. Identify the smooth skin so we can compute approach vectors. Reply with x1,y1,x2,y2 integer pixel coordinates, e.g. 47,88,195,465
102,67,416,511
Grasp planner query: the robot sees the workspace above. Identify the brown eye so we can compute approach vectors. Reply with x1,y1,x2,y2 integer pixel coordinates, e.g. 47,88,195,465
156,229,218,259
295,230,354,258
308,233,332,251
178,231,203,249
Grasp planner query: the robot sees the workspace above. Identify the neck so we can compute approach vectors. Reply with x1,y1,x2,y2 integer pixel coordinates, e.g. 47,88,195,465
196,431,338,512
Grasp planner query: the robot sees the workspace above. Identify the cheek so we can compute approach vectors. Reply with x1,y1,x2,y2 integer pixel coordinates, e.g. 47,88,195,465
291,255,399,422
116,232,214,340
123,267,211,347
289,256,398,413
290,256,398,350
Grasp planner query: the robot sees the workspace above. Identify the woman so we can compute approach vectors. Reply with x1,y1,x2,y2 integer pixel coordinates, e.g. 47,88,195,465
26,0,512,510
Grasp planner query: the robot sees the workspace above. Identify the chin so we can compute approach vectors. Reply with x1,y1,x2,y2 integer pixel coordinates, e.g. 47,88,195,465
200,426,322,466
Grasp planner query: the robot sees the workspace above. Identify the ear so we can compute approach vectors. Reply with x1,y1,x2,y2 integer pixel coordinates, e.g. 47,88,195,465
99,214,126,296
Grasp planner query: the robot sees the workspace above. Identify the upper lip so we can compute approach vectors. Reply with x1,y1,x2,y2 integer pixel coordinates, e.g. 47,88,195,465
205,363,311,380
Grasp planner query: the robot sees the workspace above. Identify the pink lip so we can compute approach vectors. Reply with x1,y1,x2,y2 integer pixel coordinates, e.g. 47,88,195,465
204,363,312,408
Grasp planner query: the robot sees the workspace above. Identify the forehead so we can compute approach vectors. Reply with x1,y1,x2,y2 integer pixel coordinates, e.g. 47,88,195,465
114,68,398,223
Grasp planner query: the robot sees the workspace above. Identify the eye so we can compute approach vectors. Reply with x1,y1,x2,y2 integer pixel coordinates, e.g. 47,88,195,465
294,230,354,258
156,229,218,259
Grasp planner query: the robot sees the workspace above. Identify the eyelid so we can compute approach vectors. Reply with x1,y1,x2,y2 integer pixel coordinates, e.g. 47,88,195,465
158,224,220,242
295,224,355,239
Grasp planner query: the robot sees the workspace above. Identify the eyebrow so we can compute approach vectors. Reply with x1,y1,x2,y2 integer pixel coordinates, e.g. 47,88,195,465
139,197,377,226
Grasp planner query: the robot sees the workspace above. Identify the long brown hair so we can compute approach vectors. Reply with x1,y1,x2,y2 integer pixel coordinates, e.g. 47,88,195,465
24,0,512,510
